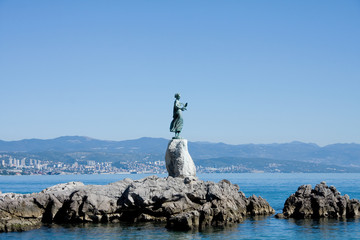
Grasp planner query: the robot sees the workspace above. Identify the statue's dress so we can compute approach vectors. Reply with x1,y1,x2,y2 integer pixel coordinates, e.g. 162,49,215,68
170,100,183,133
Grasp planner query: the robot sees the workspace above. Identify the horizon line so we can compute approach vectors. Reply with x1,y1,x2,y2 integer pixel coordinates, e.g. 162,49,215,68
0,135,359,147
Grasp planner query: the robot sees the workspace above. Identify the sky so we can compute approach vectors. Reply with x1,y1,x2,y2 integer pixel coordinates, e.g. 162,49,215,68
0,1,359,145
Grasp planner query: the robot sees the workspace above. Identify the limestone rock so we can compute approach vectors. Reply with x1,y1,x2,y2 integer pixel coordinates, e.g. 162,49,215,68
279,182,360,219
247,195,275,215
0,176,274,233
165,139,196,177
41,181,84,193
117,176,274,230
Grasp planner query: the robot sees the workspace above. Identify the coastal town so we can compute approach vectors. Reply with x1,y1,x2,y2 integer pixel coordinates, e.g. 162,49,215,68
0,153,250,175
0,153,167,175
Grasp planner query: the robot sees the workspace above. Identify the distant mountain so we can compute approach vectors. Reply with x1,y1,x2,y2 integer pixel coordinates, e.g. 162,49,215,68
189,141,360,167
0,136,169,154
1,136,360,169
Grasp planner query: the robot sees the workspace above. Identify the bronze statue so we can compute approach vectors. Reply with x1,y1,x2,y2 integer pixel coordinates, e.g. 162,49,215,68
170,93,188,139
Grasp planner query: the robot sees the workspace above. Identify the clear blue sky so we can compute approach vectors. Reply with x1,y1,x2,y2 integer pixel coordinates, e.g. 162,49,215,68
0,0,359,145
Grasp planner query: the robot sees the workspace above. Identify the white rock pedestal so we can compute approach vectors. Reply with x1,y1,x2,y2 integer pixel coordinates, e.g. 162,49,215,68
165,139,196,178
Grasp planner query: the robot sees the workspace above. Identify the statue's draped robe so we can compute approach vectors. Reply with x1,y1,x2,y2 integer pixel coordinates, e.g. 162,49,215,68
170,100,183,133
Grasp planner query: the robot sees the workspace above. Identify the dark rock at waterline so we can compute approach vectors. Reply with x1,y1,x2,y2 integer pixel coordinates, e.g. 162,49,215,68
0,176,274,232
276,181,360,219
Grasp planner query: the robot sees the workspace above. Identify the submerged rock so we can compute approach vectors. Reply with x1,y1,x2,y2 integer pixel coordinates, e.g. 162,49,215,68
0,176,274,232
277,182,360,219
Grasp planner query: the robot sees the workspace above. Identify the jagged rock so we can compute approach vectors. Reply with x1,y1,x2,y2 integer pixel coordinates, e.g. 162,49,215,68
246,195,275,215
165,139,196,177
277,181,360,219
0,176,274,232
167,210,200,230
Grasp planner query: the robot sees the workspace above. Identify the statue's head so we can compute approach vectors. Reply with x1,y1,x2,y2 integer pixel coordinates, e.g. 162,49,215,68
174,93,181,99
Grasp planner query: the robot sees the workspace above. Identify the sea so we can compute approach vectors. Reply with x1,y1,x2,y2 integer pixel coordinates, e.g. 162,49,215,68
1,173,360,240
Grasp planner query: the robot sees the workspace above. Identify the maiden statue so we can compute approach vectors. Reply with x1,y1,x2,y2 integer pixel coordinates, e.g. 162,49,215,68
170,93,188,139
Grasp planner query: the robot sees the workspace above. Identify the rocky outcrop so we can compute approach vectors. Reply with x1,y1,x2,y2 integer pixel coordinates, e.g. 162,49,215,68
165,139,196,177
276,181,360,219
0,176,274,232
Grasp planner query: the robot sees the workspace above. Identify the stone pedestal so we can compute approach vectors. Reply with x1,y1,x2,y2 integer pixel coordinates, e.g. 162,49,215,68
165,139,196,178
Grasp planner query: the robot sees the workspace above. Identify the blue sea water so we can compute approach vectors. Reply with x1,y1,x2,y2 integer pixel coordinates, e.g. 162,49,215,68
1,173,360,239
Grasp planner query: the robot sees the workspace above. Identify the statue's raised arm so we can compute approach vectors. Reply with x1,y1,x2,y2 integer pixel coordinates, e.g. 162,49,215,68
170,93,188,139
